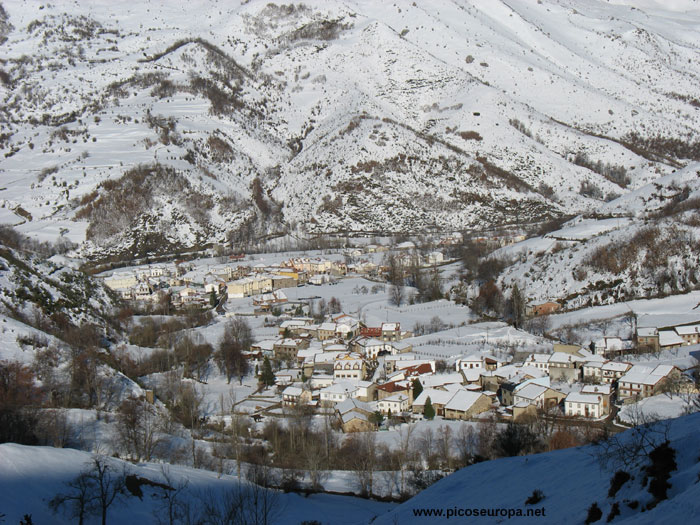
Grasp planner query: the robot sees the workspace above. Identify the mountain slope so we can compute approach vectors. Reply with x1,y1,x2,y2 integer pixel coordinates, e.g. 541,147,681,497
1,0,699,259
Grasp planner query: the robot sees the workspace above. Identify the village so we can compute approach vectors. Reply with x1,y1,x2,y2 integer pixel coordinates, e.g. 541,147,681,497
97,237,700,437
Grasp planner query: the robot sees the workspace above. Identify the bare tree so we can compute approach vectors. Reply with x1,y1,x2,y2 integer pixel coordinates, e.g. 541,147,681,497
51,456,125,525
243,462,281,525
216,318,252,384
418,427,436,468
153,466,191,525
37,408,73,448
389,284,405,307
304,438,329,492
115,397,164,461
385,253,405,306
90,456,126,525
594,409,671,470
477,415,499,459
350,432,378,497
436,424,454,470
394,425,416,496
49,470,94,525
172,383,205,430
454,423,478,467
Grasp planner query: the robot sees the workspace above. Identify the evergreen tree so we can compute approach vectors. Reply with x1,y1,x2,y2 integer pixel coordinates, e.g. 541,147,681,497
412,378,423,399
260,357,275,387
370,411,384,427
508,283,526,329
424,396,435,420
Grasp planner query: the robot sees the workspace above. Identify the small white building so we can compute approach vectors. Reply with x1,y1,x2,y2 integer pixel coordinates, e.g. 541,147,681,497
377,393,409,415
426,251,444,266
564,391,604,418
456,354,484,372
524,353,550,373
333,353,366,381
320,382,359,405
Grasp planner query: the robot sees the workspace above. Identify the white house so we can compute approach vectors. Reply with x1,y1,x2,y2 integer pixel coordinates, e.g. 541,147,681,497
618,364,681,401
104,271,138,291
377,393,409,415
456,354,484,372
601,361,632,384
524,353,550,373
426,251,444,266
564,391,605,418
320,382,359,405
333,353,366,380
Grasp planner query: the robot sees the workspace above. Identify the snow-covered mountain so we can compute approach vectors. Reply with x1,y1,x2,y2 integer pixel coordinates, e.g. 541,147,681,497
494,162,700,307
1,0,700,259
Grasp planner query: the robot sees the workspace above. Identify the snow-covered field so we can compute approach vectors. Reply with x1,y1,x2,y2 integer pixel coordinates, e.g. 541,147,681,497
0,444,396,525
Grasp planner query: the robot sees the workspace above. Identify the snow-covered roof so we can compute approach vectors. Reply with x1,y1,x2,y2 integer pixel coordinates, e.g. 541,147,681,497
675,324,700,336
619,364,674,386
526,353,550,363
652,364,677,376
637,327,658,337
659,330,685,347
460,353,485,363
462,369,482,383
252,340,276,351
358,337,385,347
601,361,631,372
314,351,343,364
514,383,548,401
321,382,359,395
340,410,369,424
413,388,454,406
549,352,583,364
380,393,408,403
282,385,304,397
445,390,486,412
336,397,373,415
395,359,434,371
582,384,613,395
566,392,602,404
419,373,464,388
297,348,322,359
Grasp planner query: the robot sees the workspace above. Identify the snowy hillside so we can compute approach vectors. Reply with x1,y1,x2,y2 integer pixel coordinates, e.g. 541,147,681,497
496,162,700,307
0,443,395,524
1,0,699,259
376,411,700,524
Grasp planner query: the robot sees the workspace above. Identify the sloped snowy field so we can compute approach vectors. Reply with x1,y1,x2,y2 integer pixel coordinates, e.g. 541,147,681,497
376,411,700,524
0,444,396,524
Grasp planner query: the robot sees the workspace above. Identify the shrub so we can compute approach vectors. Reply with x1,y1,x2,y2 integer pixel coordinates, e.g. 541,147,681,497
458,130,483,141
585,502,603,524
608,470,631,498
571,151,630,188
606,502,620,522
525,489,544,505
647,441,677,502
579,180,604,200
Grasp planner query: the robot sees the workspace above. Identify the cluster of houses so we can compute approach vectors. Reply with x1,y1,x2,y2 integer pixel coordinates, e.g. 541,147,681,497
636,323,700,352
100,242,454,311
258,316,696,432
100,256,349,308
